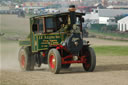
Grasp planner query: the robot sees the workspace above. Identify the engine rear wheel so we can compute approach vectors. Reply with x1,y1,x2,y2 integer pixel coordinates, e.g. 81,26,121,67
82,47,96,72
48,49,61,74
18,46,35,71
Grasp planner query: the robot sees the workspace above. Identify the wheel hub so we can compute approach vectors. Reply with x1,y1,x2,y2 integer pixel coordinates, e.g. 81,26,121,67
52,58,56,64
49,54,56,69
21,55,25,68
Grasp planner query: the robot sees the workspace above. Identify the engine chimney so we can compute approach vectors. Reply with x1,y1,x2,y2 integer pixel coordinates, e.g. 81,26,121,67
68,5,76,26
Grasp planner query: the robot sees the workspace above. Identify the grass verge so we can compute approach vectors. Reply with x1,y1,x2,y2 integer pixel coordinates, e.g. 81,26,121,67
89,29,128,39
93,46,128,56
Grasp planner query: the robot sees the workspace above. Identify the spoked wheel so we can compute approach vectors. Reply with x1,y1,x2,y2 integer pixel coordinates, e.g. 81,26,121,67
18,46,35,71
61,64,71,69
82,47,96,72
48,49,61,74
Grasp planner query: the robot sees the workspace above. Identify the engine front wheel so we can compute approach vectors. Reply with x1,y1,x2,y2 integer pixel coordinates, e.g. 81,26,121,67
48,49,61,74
82,47,96,72
18,46,35,71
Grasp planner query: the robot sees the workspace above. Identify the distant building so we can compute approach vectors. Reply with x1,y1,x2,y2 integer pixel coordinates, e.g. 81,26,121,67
23,2,53,7
83,8,128,26
77,6,97,13
99,17,116,25
96,9,128,18
107,5,128,9
83,13,99,23
94,9,128,25
118,16,128,32
94,3,104,9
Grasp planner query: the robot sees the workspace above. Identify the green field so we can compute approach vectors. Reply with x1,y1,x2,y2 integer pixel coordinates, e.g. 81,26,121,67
93,46,128,56
89,29,128,39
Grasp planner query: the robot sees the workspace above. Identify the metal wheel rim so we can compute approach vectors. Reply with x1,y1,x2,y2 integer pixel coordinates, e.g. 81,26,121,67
49,54,56,69
21,55,25,68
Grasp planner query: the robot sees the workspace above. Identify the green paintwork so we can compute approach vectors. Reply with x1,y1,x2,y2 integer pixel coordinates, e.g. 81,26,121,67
19,39,31,46
31,32,67,52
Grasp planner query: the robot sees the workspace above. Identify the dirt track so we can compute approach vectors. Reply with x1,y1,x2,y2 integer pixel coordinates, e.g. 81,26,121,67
0,15,128,85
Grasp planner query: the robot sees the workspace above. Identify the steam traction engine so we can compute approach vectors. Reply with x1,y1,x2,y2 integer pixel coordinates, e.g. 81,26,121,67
18,5,96,74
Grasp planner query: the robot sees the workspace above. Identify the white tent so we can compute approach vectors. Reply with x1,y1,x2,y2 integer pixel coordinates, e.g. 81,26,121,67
117,16,128,32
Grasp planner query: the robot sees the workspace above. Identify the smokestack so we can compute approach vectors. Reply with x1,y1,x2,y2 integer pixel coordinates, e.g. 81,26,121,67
68,5,76,25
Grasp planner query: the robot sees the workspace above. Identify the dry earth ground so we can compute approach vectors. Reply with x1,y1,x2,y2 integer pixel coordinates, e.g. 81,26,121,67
0,15,128,85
